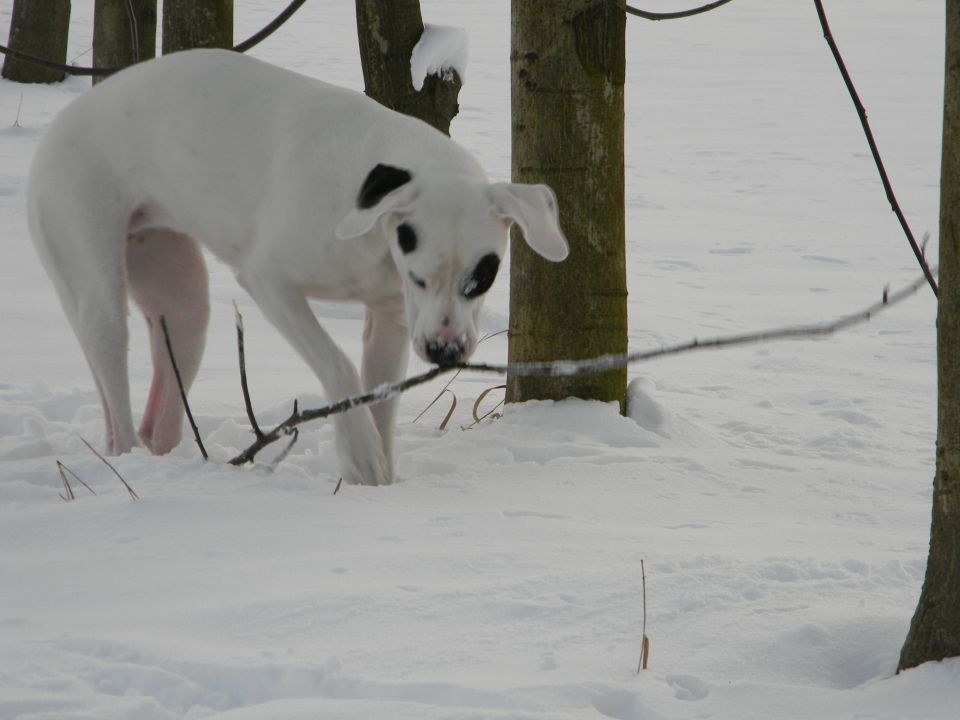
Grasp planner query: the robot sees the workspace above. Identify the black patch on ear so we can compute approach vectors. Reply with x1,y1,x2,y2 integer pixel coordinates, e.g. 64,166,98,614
462,253,501,299
397,223,418,254
357,164,413,209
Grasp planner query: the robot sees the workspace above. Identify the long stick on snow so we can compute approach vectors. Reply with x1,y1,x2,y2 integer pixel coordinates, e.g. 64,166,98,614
230,275,929,466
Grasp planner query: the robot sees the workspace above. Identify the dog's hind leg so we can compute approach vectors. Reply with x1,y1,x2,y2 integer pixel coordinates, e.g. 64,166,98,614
126,228,210,454
29,197,140,455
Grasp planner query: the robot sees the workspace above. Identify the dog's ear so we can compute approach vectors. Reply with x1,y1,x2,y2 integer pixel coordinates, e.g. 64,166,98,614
336,164,416,239
488,183,569,262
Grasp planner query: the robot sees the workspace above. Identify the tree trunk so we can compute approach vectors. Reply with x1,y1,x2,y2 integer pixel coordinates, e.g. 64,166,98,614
93,0,157,84
507,0,628,409
162,0,232,54
898,0,960,672
355,0,461,135
2,0,71,83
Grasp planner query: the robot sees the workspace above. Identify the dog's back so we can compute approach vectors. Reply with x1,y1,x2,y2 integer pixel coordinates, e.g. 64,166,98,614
31,49,478,266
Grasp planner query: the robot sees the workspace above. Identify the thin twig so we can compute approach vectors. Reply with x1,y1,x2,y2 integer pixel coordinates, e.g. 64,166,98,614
230,276,927,466
333,477,343,495
268,429,300,471
813,0,938,297
79,436,140,500
264,400,301,471
234,303,264,439
627,0,734,21
159,315,208,460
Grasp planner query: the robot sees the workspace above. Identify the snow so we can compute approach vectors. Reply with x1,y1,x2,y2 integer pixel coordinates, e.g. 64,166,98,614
411,24,469,92
0,0,955,718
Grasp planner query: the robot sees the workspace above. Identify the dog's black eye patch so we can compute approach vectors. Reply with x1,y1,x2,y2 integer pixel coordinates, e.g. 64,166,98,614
357,164,413,209
462,253,500,299
397,223,417,254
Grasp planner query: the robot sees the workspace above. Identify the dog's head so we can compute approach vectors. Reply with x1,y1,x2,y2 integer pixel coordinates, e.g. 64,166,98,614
336,163,568,366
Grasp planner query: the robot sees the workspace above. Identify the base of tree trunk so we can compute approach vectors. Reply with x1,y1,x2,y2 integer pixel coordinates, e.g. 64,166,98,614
2,0,71,84
897,0,960,673
506,0,628,410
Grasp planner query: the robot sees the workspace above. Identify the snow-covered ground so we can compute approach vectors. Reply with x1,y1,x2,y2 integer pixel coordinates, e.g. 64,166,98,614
0,1,955,718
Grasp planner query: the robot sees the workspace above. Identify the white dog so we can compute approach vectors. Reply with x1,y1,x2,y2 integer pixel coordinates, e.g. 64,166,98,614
27,49,568,485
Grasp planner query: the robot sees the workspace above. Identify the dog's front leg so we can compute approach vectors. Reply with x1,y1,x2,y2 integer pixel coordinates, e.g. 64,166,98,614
362,301,410,480
241,276,391,486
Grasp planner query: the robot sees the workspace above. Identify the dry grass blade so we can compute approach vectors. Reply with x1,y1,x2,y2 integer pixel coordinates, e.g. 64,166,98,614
637,558,650,672
438,389,457,431
57,461,75,502
78,436,140,500
58,461,96,499
468,384,506,428
411,330,504,427
413,369,462,424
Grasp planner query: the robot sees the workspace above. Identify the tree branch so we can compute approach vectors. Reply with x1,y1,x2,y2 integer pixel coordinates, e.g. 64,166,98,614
813,0,938,297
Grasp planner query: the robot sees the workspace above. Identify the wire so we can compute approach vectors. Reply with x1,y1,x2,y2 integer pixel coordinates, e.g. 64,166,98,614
626,0,734,21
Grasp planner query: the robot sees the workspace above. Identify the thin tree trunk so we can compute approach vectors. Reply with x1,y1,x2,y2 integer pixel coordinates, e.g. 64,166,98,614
898,0,960,671
2,0,71,83
162,0,232,55
355,0,461,135
93,0,157,83
507,0,628,409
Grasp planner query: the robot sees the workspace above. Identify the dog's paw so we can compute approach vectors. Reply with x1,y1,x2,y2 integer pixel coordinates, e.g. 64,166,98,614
335,411,393,486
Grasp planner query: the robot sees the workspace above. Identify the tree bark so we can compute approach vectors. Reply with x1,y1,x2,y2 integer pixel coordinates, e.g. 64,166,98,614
162,0,232,55
2,0,71,83
355,0,461,135
93,0,157,84
507,0,628,409
898,0,960,672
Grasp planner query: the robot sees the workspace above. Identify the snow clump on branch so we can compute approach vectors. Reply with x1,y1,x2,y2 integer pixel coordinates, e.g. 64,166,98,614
410,24,469,92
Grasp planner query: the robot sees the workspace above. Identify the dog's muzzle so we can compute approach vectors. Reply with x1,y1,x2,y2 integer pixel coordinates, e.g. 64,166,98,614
425,339,465,366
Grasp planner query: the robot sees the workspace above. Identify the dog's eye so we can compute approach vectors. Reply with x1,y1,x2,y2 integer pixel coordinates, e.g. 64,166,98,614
462,253,500,299
397,223,418,255
409,272,427,289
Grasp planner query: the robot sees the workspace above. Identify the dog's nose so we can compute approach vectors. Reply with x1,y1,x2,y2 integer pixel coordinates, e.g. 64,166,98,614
425,340,464,366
